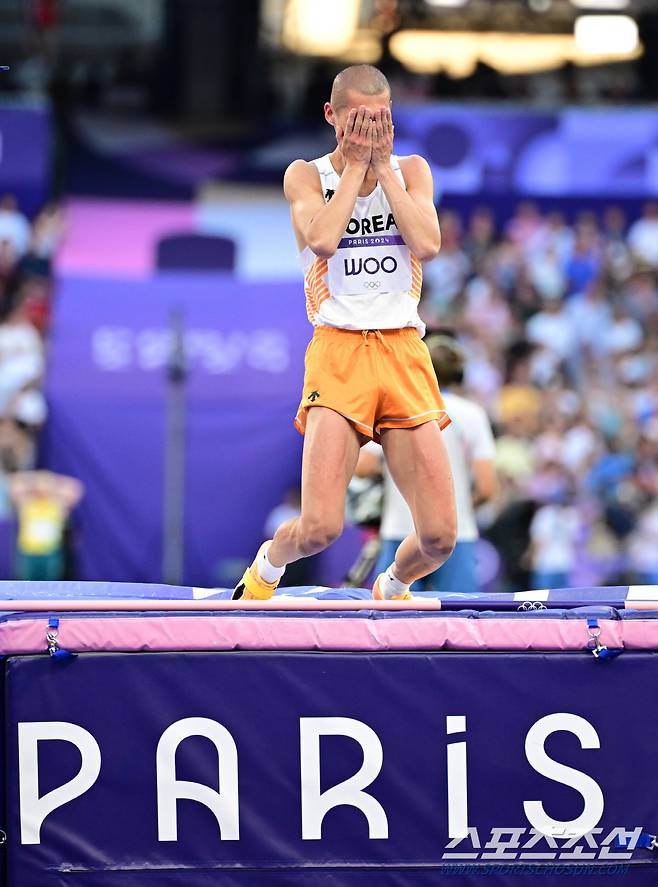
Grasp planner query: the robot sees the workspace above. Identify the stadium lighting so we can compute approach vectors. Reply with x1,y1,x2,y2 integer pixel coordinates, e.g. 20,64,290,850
574,15,639,55
389,28,641,76
282,0,359,56
389,31,478,76
570,0,629,8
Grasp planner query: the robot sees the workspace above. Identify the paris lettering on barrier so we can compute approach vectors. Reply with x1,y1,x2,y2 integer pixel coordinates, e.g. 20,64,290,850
19,712,613,847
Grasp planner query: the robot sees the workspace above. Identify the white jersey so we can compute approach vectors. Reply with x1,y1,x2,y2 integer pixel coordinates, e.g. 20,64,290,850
300,154,425,335
367,391,496,543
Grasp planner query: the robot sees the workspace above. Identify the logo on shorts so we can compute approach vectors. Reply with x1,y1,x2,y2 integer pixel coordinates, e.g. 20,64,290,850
324,189,334,202
308,390,320,402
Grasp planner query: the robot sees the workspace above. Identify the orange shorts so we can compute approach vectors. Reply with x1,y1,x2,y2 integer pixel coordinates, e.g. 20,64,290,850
294,326,451,443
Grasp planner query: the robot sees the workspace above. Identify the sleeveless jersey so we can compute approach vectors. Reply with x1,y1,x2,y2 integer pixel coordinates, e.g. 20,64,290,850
300,154,425,336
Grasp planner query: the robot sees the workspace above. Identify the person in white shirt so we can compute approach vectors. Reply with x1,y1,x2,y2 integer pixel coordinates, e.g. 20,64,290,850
0,194,31,258
356,335,497,592
526,295,575,360
528,494,579,590
0,298,46,425
628,202,658,268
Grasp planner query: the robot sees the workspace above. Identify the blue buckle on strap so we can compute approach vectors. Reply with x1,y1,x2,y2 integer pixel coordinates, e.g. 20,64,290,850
46,617,76,661
586,617,623,660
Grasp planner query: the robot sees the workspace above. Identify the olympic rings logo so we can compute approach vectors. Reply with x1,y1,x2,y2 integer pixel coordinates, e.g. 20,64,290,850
363,281,381,290
517,601,547,611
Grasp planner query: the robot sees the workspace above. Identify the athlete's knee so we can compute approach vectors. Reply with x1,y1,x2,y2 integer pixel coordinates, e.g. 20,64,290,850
418,520,457,564
298,516,343,556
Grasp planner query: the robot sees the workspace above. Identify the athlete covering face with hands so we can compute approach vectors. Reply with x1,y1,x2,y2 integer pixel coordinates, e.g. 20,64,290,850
234,65,456,603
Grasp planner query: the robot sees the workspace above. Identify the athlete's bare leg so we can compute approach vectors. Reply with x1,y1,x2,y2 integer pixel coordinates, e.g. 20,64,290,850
268,407,362,567
380,422,457,585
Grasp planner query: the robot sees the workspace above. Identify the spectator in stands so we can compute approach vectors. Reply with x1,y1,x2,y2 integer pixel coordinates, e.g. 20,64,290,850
605,297,643,356
0,417,36,473
8,470,84,581
530,210,573,265
568,280,612,363
526,294,575,361
0,194,31,258
506,201,543,248
602,206,633,283
463,206,497,272
0,239,20,314
563,216,602,298
527,485,579,590
355,335,497,593
0,295,46,430
421,210,470,321
628,201,658,268
20,202,65,279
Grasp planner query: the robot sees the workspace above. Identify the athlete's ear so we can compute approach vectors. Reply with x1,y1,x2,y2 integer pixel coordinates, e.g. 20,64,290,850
324,102,335,128
325,102,344,141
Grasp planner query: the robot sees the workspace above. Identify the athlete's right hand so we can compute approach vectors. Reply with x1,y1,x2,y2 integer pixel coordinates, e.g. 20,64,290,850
338,106,372,169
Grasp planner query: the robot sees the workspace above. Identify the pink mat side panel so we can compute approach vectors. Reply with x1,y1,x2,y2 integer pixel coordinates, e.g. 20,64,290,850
1,614,651,655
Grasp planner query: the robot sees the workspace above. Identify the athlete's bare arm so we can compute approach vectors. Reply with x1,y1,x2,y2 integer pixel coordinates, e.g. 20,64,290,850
370,107,441,262
284,106,373,258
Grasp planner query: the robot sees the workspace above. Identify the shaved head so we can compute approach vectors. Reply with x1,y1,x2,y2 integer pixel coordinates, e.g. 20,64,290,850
330,65,390,109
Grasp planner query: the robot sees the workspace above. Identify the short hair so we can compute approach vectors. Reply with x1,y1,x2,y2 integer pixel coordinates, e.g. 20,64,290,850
330,65,390,109
425,334,465,386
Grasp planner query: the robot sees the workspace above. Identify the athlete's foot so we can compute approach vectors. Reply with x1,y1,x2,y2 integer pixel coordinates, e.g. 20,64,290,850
232,542,281,601
372,572,413,601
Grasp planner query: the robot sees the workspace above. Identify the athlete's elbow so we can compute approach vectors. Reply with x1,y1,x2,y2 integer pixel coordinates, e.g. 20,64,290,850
305,221,338,259
416,237,441,262
307,237,337,259
306,225,338,259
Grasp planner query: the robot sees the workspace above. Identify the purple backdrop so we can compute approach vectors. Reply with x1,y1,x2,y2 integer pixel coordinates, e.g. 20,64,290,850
42,273,317,586
6,650,658,885
0,103,51,216
70,103,658,209
392,105,658,199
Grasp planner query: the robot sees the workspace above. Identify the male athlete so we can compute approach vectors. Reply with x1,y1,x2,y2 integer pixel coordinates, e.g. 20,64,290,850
234,65,456,602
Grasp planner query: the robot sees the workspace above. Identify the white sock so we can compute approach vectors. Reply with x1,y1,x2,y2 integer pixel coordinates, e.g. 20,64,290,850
379,564,410,600
257,542,286,583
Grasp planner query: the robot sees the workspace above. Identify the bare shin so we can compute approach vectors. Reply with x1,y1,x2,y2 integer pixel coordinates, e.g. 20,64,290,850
381,422,457,586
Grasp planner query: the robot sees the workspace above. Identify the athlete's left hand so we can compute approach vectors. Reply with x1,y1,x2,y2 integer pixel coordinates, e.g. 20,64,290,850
370,107,394,172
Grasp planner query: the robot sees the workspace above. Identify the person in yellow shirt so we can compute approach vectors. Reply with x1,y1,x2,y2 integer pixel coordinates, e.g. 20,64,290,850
8,470,84,581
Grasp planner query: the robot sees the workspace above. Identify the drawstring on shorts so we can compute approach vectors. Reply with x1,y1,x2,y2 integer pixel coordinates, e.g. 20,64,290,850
361,329,392,352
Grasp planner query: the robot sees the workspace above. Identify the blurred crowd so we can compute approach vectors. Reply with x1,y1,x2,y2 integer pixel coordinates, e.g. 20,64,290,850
420,200,658,591
0,193,61,480
0,194,81,581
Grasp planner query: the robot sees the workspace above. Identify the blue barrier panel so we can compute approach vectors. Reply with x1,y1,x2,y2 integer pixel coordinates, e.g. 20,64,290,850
2,582,657,885
4,649,658,884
